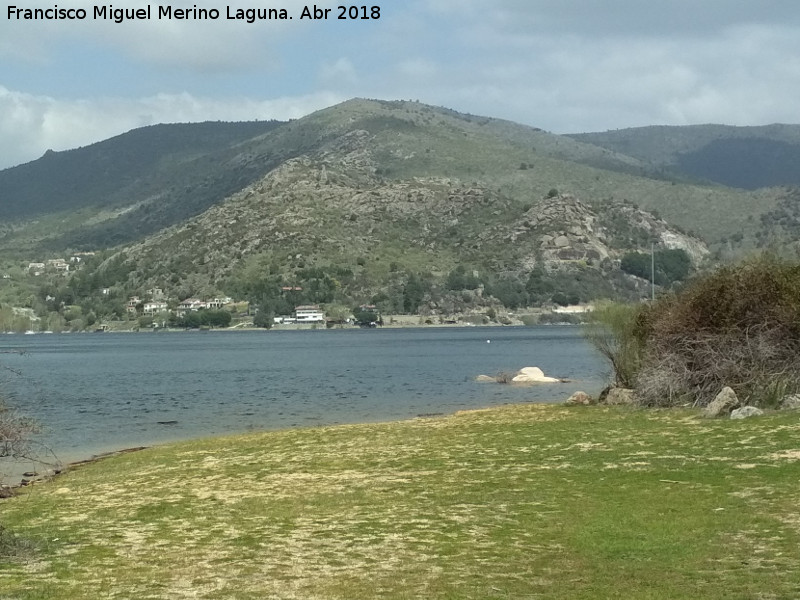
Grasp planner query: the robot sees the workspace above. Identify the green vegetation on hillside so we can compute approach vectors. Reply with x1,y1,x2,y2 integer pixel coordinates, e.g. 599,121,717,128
620,248,691,286
0,121,284,251
569,123,800,190
5,99,800,326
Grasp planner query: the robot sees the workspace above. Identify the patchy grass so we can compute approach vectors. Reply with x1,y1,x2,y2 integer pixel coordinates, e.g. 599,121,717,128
3,404,800,599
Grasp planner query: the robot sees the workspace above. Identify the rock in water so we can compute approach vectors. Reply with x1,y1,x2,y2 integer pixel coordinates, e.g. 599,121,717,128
512,367,561,383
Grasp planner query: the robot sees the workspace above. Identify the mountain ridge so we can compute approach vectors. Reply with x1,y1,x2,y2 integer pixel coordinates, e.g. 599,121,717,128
1,98,798,328
569,123,800,189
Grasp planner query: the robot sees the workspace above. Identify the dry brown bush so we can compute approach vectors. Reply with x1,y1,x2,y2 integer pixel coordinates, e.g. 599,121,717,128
634,255,800,407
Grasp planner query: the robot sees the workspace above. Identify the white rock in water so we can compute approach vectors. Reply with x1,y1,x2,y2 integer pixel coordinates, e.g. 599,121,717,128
512,366,561,383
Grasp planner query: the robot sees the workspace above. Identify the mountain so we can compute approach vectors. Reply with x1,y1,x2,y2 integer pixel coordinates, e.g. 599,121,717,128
1,100,784,257
0,120,284,251
94,118,708,315
568,124,800,190
2,98,797,326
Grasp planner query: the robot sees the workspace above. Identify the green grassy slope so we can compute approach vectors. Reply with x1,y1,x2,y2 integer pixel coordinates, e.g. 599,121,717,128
3,403,800,599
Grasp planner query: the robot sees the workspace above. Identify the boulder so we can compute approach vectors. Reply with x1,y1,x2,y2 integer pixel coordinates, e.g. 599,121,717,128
474,375,496,383
512,367,561,384
702,386,740,418
601,387,636,405
731,406,765,420
565,391,594,406
779,394,800,410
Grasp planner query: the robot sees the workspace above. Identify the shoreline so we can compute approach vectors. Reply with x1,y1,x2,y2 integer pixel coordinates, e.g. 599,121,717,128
3,396,576,493
1,325,602,491
4,317,588,335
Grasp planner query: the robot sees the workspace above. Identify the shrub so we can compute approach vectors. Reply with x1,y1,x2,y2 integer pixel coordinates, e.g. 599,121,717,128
0,398,40,463
634,254,800,407
583,302,646,388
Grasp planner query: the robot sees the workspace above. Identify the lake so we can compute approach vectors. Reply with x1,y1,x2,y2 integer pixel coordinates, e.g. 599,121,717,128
0,326,608,467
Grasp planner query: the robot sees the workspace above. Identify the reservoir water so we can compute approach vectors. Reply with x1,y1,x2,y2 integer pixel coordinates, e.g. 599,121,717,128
0,326,608,467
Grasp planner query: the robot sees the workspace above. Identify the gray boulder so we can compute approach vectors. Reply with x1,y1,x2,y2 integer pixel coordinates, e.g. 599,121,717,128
779,394,800,410
731,406,765,420
602,387,636,406
565,391,594,406
702,386,740,418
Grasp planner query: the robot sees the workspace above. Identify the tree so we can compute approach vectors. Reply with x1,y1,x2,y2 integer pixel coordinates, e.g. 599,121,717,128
620,248,691,286
402,273,427,313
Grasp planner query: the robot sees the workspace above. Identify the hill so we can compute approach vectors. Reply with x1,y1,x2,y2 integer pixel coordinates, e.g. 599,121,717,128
0,99,776,255
0,120,284,251
2,99,797,326
569,124,800,189
101,143,706,314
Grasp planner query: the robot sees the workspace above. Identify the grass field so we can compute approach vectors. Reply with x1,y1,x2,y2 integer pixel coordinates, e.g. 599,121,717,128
2,403,800,599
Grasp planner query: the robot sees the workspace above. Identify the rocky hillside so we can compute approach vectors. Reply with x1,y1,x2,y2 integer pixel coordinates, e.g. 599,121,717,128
93,125,707,312
0,99,779,257
12,98,797,322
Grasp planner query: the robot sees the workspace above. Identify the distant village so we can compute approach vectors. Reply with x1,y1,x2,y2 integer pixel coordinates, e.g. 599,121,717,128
18,252,334,331
26,252,95,276
125,288,326,325
13,252,584,333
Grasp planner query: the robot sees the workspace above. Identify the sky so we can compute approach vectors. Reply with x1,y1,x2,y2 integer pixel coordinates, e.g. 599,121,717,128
1,0,800,170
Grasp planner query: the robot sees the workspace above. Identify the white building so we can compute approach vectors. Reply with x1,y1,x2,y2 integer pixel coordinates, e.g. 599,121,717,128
176,298,205,317
126,296,141,314
294,305,325,323
143,301,169,316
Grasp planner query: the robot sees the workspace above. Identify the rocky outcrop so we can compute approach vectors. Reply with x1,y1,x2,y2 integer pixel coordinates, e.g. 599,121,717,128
702,387,740,418
504,194,708,277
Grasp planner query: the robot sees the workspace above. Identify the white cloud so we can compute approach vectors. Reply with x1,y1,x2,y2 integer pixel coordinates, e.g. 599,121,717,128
0,0,325,70
3,1,800,168
397,59,439,80
319,58,359,86
0,87,343,169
